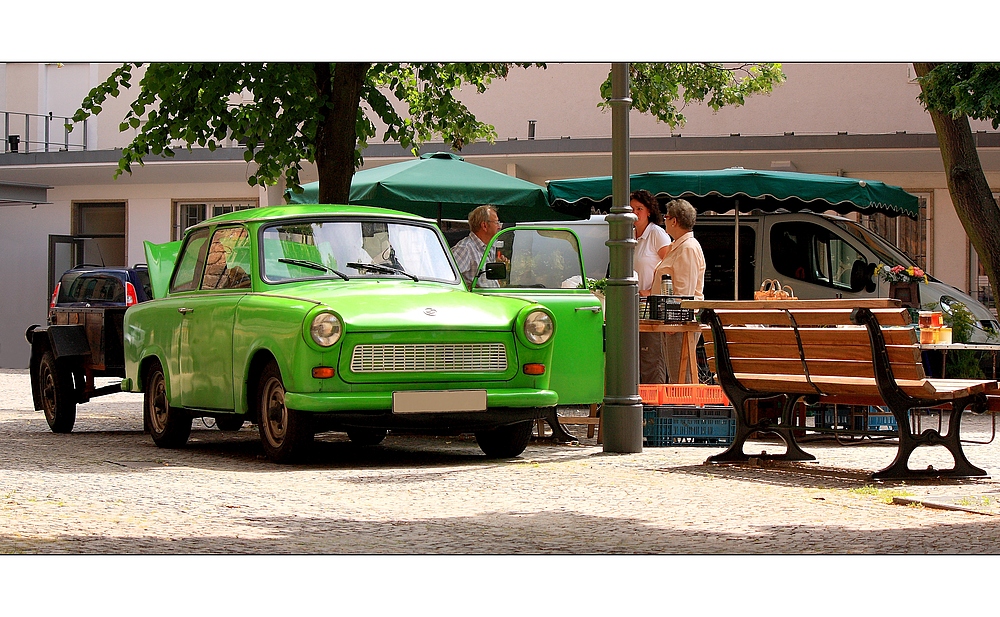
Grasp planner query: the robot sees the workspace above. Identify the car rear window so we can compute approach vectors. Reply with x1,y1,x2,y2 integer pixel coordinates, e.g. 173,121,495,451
59,273,124,304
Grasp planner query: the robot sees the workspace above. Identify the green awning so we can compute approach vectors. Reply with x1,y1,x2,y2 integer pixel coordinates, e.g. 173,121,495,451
287,152,578,223
547,168,920,219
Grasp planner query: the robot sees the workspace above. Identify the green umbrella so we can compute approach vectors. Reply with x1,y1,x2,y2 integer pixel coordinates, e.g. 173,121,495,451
287,152,577,223
547,167,920,300
547,167,920,219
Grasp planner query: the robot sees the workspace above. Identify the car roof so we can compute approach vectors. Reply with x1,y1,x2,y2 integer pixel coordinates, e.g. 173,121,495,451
193,204,433,230
65,265,146,274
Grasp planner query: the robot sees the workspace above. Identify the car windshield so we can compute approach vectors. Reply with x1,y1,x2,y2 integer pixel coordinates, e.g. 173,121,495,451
261,219,458,284
830,218,920,272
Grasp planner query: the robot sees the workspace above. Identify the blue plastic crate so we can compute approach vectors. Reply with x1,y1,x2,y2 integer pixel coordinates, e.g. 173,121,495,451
642,405,700,417
867,413,899,431
700,406,734,419
643,410,735,447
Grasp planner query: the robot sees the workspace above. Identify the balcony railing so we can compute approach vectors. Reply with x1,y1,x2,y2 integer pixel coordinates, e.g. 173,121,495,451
3,110,88,154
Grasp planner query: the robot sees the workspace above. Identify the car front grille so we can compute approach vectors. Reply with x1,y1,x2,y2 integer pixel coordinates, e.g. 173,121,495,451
350,343,508,373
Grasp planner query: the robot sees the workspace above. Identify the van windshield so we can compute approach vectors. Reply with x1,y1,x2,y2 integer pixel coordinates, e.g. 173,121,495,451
829,218,920,271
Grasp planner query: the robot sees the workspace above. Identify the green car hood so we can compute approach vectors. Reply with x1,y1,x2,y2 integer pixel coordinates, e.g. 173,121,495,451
144,240,183,300
263,281,533,331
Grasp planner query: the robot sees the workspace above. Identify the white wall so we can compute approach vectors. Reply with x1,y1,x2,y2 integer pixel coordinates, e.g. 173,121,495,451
0,178,258,368
458,63,996,141
0,202,71,369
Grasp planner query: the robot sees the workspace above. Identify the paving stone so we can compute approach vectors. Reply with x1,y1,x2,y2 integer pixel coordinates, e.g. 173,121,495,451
3,368,1000,554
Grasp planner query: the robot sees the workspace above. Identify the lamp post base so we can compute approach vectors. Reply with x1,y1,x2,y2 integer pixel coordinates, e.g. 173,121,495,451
602,403,644,453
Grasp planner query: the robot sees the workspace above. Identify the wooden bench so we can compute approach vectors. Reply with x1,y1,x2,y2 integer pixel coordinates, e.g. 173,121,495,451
700,305,997,480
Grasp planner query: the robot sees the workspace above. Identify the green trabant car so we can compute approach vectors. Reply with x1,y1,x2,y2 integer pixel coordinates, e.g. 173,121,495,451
124,205,603,463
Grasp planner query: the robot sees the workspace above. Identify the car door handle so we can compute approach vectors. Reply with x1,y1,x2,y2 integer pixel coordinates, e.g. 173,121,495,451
177,307,194,314
575,306,602,312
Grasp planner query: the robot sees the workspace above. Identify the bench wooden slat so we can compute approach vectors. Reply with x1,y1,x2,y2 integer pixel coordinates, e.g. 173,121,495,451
725,357,924,380
735,373,996,400
711,326,917,347
711,308,912,327
705,340,923,364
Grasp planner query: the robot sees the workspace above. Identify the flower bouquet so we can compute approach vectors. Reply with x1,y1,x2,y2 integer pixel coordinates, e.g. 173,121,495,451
877,263,928,284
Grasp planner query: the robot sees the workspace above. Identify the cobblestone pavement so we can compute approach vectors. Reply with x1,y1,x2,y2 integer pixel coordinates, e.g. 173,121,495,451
3,368,1000,555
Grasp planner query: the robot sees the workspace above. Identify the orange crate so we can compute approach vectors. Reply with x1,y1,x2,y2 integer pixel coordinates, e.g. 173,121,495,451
660,384,698,406
638,384,662,405
695,385,730,407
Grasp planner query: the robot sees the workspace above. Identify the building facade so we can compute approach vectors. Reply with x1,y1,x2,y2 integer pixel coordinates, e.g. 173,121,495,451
2,62,999,367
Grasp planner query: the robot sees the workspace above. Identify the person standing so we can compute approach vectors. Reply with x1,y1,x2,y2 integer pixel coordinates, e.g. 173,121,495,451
631,190,672,384
452,205,503,289
653,198,706,384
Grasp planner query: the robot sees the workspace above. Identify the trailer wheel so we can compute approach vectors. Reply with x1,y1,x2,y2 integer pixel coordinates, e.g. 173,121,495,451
39,350,76,433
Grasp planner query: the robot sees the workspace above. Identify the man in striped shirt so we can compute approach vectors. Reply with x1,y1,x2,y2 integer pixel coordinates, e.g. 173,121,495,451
452,205,502,289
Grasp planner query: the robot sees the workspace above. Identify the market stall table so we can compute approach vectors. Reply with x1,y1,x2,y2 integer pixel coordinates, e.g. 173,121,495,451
637,320,708,384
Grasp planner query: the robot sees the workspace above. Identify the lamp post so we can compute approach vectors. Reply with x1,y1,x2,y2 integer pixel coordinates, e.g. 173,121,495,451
602,62,643,453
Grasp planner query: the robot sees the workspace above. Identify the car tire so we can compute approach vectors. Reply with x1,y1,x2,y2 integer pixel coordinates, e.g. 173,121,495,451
347,428,388,446
475,421,534,458
215,415,245,432
39,350,76,434
144,359,192,448
257,361,313,463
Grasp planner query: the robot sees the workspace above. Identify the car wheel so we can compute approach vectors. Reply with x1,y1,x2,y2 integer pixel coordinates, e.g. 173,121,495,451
39,350,76,433
144,359,191,448
257,361,313,463
475,421,534,458
215,415,245,432
347,428,388,446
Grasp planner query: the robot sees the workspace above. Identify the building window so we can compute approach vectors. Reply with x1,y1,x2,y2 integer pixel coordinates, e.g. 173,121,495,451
173,200,257,239
73,202,126,266
860,194,929,270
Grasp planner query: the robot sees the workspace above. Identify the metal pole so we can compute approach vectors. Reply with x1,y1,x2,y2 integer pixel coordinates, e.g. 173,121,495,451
603,62,643,453
734,199,740,299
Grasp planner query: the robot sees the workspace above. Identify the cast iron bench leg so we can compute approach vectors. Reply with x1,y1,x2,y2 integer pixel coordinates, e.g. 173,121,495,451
769,394,816,462
709,395,815,463
873,401,988,480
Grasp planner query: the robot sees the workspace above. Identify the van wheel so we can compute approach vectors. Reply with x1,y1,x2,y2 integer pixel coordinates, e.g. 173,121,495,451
144,359,191,448
39,350,76,433
257,361,313,463
475,421,533,458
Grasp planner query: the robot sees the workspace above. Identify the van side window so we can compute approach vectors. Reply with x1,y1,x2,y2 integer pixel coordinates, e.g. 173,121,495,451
771,222,864,291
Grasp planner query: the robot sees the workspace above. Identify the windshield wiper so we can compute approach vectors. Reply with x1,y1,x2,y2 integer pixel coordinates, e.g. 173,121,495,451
345,262,419,282
278,258,350,281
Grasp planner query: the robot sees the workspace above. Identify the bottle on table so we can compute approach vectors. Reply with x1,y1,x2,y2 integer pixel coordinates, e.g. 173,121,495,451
660,274,673,296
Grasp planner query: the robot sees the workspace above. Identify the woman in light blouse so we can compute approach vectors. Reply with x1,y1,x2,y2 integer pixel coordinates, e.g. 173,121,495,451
631,189,671,384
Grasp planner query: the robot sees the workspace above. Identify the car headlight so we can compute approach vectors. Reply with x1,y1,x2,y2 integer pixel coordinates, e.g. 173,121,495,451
310,312,342,347
523,310,553,345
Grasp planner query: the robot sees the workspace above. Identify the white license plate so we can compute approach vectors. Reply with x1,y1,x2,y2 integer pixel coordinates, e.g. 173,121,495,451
392,390,488,414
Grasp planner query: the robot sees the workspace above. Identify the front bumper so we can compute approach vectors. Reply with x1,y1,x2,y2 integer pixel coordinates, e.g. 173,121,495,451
283,388,558,412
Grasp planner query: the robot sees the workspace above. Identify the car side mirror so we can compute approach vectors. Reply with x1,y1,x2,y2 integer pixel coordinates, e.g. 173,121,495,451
850,259,877,293
484,262,507,280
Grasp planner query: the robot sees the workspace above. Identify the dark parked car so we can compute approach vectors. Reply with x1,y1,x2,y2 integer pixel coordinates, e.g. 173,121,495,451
27,264,152,433
48,265,152,321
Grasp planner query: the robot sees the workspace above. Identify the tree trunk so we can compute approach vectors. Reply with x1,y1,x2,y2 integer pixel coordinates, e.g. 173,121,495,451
314,62,370,204
914,62,1000,316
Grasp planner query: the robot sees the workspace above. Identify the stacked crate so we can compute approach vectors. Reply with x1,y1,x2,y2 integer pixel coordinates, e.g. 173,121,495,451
639,384,735,447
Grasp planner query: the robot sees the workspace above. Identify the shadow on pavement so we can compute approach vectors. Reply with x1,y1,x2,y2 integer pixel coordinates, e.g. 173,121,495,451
3,509,1000,554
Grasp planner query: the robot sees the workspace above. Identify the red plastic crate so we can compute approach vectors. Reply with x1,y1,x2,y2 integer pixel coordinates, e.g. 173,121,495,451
660,384,698,406
694,385,729,407
638,384,662,405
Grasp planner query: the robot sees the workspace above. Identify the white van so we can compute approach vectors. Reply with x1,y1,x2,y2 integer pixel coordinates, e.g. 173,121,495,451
530,212,1000,343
